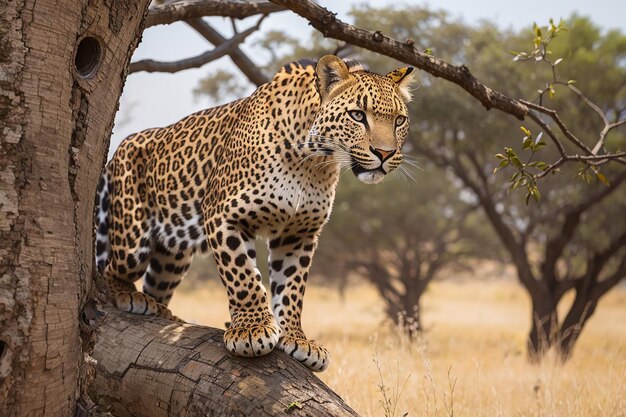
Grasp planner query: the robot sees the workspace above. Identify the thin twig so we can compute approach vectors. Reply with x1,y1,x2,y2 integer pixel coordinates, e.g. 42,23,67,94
520,100,593,155
595,118,626,155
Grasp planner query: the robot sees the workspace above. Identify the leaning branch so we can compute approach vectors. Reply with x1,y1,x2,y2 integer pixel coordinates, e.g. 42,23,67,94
268,0,529,120
92,306,361,417
146,0,285,28
130,17,263,74
270,0,626,174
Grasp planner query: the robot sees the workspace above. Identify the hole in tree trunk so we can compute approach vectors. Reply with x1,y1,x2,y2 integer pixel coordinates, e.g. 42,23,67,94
74,36,102,78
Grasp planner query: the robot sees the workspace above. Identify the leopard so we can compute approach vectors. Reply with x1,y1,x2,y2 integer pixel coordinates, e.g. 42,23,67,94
95,55,416,372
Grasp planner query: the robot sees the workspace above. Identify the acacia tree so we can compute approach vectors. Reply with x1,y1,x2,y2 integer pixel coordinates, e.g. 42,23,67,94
345,9,626,360
315,174,495,336
294,4,626,361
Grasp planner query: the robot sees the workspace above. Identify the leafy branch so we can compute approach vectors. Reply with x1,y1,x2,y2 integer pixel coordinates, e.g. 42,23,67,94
496,20,626,202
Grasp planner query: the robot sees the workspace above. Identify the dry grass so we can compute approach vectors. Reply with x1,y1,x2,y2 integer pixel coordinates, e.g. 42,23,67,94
170,275,626,417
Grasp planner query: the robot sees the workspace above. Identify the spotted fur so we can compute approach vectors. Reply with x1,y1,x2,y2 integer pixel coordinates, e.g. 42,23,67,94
95,55,416,372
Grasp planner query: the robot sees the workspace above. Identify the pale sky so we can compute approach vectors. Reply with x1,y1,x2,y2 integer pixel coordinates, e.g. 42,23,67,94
110,0,626,156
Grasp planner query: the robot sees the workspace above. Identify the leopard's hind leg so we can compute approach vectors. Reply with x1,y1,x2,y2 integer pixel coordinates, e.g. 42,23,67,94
142,243,194,307
102,233,178,319
97,165,178,320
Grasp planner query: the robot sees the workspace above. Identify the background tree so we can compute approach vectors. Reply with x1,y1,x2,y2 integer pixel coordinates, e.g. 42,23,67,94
344,6,626,360
316,173,496,336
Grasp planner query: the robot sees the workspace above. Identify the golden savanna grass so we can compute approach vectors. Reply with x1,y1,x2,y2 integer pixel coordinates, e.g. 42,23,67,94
170,271,626,417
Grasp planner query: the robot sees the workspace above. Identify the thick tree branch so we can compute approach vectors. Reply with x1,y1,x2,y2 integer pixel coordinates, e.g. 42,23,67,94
186,18,270,86
269,0,529,119
92,306,360,417
594,256,626,299
130,18,262,73
147,0,285,28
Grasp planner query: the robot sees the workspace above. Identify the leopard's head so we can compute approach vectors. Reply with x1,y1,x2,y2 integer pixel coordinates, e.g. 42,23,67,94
310,55,416,184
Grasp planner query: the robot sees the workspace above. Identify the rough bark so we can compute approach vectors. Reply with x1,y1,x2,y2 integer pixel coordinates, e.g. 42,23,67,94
92,306,361,417
0,0,150,415
146,0,285,28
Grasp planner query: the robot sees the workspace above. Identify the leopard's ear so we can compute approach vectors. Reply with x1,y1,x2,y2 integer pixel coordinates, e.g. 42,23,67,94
316,55,353,102
386,67,417,102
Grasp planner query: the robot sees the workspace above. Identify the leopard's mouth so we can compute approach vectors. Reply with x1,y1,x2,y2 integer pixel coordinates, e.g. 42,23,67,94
351,159,387,184
351,161,386,176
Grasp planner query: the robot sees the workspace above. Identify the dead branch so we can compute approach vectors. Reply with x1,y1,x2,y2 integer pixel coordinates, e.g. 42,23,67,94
92,305,361,417
186,18,270,86
130,17,263,74
147,0,285,28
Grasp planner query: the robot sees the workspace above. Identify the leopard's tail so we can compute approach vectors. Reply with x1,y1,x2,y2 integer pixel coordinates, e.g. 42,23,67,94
95,165,112,273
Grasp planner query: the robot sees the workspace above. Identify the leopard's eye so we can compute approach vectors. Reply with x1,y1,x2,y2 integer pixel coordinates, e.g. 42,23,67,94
348,110,366,123
395,115,408,127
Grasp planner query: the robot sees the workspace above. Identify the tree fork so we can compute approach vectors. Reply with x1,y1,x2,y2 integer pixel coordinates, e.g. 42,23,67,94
92,306,361,417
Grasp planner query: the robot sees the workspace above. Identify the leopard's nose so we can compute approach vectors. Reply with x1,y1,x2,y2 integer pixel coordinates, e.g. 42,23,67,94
370,146,396,162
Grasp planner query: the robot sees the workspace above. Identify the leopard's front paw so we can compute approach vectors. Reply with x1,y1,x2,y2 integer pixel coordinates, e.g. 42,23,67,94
223,312,281,357
278,335,330,372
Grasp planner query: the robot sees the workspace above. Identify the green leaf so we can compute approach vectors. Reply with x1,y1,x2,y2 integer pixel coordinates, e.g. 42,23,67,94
522,137,534,150
510,156,523,169
285,401,303,411
493,159,509,173
531,186,541,201
520,126,531,137
505,147,517,158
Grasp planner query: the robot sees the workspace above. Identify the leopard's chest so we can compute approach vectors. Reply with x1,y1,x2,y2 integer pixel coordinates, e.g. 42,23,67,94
225,164,337,238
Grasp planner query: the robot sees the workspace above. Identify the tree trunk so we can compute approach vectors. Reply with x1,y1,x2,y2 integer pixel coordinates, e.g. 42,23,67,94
0,1,150,415
526,294,559,362
557,290,598,361
92,306,361,417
